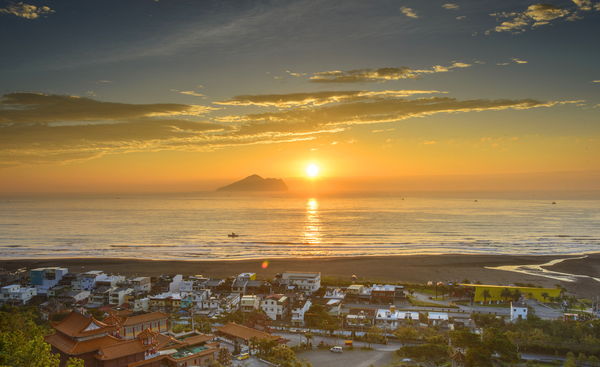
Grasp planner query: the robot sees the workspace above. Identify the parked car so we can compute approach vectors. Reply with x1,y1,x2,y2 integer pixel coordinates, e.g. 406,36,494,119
330,346,343,353
236,353,250,360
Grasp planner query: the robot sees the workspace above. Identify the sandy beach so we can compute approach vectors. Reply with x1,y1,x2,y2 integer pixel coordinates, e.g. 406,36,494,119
2,253,599,297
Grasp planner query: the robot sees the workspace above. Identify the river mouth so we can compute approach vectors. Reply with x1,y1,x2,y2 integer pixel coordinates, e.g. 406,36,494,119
486,255,600,283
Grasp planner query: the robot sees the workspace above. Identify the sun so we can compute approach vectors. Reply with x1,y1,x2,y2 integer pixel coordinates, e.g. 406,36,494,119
305,163,320,178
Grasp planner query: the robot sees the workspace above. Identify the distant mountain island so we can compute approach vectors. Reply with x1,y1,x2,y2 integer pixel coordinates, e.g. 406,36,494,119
217,174,288,192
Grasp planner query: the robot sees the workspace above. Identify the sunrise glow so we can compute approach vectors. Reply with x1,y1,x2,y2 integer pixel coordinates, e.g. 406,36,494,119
306,164,320,178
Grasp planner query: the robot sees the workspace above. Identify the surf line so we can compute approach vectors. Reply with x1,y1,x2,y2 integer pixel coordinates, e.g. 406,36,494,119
485,255,600,283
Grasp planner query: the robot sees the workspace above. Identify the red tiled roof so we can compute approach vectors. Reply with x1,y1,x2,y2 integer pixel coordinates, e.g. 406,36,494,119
52,312,116,338
96,339,148,360
45,333,121,355
122,312,168,326
216,322,280,342
182,334,213,346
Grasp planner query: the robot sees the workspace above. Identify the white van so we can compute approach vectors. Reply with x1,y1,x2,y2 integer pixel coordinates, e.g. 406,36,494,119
330,346,343,353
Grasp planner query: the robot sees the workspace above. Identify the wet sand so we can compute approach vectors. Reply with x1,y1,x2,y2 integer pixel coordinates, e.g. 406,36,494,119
1,254,599,297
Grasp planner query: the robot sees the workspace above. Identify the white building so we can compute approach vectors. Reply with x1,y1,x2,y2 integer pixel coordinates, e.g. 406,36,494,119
510,301,528,321
375,308,419,330
109,287,134,306
95,274,126,288
261,294,288,320
240,295,260,312
291,299,312,326
133,297,150,312
72,270,105,291
29,267,68,294
280,272,321,294
428,312,449,326
169,274,184,293
0,284,37,305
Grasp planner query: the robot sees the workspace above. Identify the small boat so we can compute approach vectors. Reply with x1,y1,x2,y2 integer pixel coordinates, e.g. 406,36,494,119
228,232,239,238
552,201,557,205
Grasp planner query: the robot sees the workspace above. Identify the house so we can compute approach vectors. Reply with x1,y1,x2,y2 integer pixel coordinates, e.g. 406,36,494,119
131,277,151,293
59,290,91,306
324,287,346,300
216,322,283,346
280,272,321,294
510,301,528,321
428,312,449,327
370,284,398,304
345,308,376,328
132,298,149,313
45,311,149,367
72,271,105,291
291,299,311,326
0,284,37,305
240,295,260,312
30,267,69,294
200,293,240,314
95,274,126,288
109,287,134,306
261,294,288,320
375,307,419,330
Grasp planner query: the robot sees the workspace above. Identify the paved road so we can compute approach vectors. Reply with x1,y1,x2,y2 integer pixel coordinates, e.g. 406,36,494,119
298,348,394,367
275,331,401,352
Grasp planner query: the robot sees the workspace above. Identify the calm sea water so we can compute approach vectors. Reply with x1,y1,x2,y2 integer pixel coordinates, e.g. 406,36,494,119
0,194,599,260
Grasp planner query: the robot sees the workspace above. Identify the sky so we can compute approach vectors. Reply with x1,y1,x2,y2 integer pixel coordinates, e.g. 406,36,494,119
0,0,599,193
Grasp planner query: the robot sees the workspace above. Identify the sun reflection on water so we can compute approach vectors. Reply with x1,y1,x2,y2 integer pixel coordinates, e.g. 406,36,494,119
303,198,321,245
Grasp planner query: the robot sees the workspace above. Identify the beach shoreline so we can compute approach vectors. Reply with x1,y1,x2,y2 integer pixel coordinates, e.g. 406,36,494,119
2,253,599,297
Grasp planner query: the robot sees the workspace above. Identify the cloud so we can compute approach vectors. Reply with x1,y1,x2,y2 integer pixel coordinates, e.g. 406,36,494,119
512,58,528,64
215,90,445,107
171,89,205,97
0,92,576,167
0,93,215,124
309,62,472,83
593,80,600,83
497,58,528,66
400,6,418,19
489,3,578,33
442,3,459,10
456,15,466,20
572,0,593,11
0,2,53,19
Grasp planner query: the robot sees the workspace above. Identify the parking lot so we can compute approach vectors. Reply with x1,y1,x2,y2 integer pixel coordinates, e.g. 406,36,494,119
298,348,395,367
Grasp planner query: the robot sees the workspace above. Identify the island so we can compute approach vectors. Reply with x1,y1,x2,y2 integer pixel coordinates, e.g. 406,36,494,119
216,174,288,192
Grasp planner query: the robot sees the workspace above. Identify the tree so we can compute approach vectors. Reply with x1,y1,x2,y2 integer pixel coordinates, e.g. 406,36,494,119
501,288,513,303
65,358,85,367
394,327,418,344
0,307,61,367
365,326,385,346
217,348,232,367
564,352,577,367
303,331,313,348
541,292,549,302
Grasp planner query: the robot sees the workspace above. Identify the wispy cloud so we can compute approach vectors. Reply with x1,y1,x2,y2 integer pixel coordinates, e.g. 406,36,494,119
171,89,205,97
309,62,472,83
442,3,459,10
400,6,418,19
0,2,54,19
215,90,445,107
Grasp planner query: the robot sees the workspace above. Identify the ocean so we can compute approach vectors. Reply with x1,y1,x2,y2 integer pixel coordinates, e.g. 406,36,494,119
1,194,599,260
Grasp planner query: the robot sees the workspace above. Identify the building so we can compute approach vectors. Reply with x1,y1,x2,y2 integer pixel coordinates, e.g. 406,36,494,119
370,284,400,304
216,322,283,346
280,272,321,294
72,271,105,291
0,284,37,305
240,295,260,312
45,311,150,367
428,312,449,327
375,307,419,330
345,308,376,329
30,267,69,294
104,311,169,340
109,288,134,306
95,274,126,288
291,299,311,326
261,294,288,320
510,301,528,321
126,332,219,367
131,277,152,293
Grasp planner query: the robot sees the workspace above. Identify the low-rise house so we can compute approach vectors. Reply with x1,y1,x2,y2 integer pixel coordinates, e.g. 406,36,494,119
216,322,283,346
371,284,397,304
428,312,449,327
324,287,346,300
200,293,240,314
133,297,150,312
240,295,260,312
345,308,376,328
90,286,112,305
0,284,37,305
291,299,311,326
280,272,321,294
510,301,528,321
375,307,419,330
95,274,126,288
326,299,342,317
261,294,288,320
59,290,91,306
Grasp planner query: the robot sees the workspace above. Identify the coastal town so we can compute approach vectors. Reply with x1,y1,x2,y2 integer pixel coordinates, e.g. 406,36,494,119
2,265,600,367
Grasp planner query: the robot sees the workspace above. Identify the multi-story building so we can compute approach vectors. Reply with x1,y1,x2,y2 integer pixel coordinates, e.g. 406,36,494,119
240,295,260,312
280,272,321,294
510,301,528,321
30,267,69,294
109,287,134,306
261,294,288,321
0,284,37,305
131,277,152,293
71,270,105,291
105,311,169,340
370,284,400,304
291,299,311,326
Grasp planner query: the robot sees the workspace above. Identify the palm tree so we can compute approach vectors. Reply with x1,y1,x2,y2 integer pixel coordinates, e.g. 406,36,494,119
304,332,313,349
541,292,549,303
500,288,512,303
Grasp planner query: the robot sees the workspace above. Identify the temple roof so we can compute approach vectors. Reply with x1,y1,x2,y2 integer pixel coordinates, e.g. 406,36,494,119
52,312,115,338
